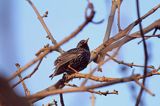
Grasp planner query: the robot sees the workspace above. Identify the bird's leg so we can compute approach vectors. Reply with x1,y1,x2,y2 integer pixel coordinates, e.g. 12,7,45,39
68,65,78,73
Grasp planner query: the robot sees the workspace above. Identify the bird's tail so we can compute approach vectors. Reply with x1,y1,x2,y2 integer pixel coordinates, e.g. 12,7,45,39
49,67,56,80
49,73,55,80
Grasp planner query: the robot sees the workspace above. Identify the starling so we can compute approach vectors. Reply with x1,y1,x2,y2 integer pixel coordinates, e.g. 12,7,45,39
49,38,90,79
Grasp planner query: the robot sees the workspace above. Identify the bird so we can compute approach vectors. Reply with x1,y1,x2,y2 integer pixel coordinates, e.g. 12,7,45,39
49,38,90,79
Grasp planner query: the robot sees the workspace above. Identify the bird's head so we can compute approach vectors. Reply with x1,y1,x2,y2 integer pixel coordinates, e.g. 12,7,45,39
77,38,89,50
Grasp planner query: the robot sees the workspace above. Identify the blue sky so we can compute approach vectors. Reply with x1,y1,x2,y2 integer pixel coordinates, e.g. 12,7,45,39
0,0,160,106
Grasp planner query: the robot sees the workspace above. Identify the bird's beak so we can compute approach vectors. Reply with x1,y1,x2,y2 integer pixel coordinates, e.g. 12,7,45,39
85,38,89,43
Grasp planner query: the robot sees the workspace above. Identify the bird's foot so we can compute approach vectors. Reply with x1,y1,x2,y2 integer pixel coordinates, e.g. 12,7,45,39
68,65,78,73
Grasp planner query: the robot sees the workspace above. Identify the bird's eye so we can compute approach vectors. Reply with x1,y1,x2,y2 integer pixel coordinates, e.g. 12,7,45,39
81,40,85,44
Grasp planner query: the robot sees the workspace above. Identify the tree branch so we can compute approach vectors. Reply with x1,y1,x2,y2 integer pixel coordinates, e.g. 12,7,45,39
26,0,64,53
27,70,160,102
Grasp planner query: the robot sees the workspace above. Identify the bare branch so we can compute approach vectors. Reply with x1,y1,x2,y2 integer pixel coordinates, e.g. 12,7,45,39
103,0,118,42
106,54,154,69
135,0,148,105
65,82,118,96
12,59,43,88
138,26,160,44
117,0,123,31
59,94,65,106
134,79,155,96
91,93,95,106
88,89,118,96
27,71,160,101
26,0,64,53
15,63,30,96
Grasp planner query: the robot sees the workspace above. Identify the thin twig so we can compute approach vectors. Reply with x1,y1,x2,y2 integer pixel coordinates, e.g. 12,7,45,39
91,93,95,106
65,82,118,96
132,34,160,39
15,63,30,96
103,0,117,42
12,59,43,88
18,74,30,96
135,0,148,106
133,78,155,96
138,27,160,44
91,19,104,24
88,89,118,96
59,94,65,106
117,0,123,31
106,54,154,69
26,0,64,53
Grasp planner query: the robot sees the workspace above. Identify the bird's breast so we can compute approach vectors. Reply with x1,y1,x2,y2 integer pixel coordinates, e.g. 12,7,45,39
70,50,90,71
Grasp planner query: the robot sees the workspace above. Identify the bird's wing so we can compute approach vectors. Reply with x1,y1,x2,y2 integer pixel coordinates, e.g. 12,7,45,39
54,48,82,67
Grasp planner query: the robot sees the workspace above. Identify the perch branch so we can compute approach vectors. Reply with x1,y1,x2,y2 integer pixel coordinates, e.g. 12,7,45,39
27,70,160,102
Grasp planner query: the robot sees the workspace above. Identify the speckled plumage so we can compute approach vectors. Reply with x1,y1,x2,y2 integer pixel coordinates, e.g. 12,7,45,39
49,39,90,79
